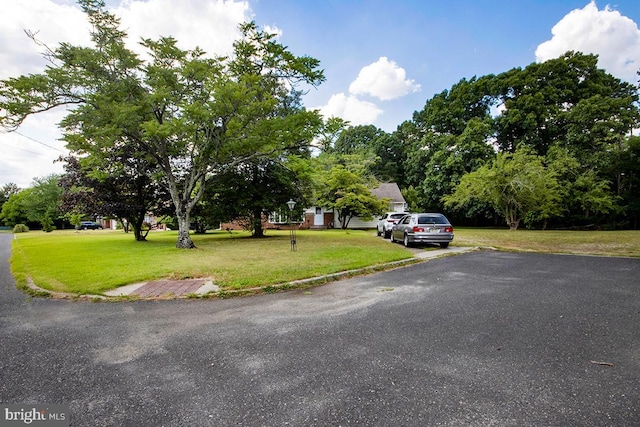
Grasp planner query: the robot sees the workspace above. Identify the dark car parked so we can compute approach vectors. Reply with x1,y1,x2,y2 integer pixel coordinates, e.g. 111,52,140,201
76,221,103,230
390,213,454,248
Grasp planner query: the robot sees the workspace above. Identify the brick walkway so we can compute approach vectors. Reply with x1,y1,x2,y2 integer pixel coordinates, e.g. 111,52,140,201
131,279,208,297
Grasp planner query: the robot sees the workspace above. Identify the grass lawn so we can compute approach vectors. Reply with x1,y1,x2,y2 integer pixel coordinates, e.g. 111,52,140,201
454,227,640,258
9,227,640,296
10,229,413,295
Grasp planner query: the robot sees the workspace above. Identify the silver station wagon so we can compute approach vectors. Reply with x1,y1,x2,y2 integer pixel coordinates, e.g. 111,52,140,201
390,213,454,248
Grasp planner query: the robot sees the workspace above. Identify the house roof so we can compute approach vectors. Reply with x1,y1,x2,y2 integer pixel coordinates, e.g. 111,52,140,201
371,183,405,203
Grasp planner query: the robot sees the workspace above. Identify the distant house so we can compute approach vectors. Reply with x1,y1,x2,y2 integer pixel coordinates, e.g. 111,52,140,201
372,183,408,213
220,183,407,231
305,183,407,230
303,206,335,229
99,214,168,231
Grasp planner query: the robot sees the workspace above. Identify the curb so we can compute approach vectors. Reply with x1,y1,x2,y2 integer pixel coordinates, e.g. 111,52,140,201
24,246,479,301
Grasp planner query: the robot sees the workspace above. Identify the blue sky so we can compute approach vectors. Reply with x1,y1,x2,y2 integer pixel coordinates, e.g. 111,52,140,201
248,0,640,130
2,0,640,187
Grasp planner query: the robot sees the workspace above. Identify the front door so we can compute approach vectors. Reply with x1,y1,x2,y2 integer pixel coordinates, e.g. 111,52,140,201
314,207,324,226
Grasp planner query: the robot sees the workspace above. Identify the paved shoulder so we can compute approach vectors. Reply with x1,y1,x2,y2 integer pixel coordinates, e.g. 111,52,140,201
0,233,23,306
1,248,639,425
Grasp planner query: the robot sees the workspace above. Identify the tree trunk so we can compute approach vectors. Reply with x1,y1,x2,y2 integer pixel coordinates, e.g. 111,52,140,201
253,218,264,237
251,207,265,238
176,211,195,249
504,205,520,230
131,214,146,241
338,212,347,229
253,223,264,237
340,213,352,229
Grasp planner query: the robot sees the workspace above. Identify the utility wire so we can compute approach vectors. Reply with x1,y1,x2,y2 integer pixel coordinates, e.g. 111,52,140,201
1,130,67,154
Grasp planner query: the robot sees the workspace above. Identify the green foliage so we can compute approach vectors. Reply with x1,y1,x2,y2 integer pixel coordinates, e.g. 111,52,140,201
0,2,324,248
3,4,637,233
0,183,20,208
407,117,496,212
617,136,640,228
401,51,639,228
315,157,387,228
68,213,83,228
0,189,31,227
317,117,349,153
13,224,29,233
401,185,420,212
546,144,617,225
334,125,384,155
413,76,495,135
40,216,56,233
58,148,171,242
444,145,561,230
328,124,408,185
22,175,63,231
0,176,63,230
199,156,309,237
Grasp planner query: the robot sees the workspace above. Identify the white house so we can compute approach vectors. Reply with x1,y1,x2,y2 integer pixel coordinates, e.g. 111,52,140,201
305,183,407,229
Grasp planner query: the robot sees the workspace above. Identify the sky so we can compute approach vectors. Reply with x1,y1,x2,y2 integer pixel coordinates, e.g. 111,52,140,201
1,0,640,188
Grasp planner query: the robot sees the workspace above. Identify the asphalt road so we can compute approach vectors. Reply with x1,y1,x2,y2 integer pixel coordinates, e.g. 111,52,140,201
1,233,639,426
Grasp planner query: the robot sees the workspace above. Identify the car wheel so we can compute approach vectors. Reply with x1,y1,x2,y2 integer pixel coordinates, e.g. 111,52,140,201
403,233,411,247
440,242,449,249
377,228,382,237
390,232,395,243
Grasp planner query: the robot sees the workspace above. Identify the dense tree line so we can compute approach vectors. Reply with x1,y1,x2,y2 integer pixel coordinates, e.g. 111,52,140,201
0,176,64,231
326,52,640,230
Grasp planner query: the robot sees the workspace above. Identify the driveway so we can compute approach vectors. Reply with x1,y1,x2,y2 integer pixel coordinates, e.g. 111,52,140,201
1,233,639,426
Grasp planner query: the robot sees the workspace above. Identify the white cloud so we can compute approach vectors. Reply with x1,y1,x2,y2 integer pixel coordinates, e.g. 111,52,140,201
348,57,421,101
536,1,640,82
317,93,383,126
0,0,253,186
263,25,283,39
114,0,250,56
0,110,68,188
0,0,91,78
315,57,419,128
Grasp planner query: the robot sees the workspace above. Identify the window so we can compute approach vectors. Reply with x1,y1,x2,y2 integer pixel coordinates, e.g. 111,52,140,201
418,215,447,225
268,209,290,224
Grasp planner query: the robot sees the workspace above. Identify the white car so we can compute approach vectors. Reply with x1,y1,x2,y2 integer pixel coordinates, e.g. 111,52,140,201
377,212,410,238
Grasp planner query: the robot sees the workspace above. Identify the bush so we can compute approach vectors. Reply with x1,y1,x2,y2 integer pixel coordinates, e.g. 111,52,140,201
13,224,29,233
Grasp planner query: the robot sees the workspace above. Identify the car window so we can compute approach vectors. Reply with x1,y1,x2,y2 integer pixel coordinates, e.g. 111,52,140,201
417,215,447,225
390,214,406,220
401,216,411,224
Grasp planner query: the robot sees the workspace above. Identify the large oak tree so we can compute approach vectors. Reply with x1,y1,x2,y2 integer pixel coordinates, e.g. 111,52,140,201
0,0,324,248
402,52,639,228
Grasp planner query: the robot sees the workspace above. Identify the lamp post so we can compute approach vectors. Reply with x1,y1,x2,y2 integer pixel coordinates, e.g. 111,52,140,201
287,199,297,251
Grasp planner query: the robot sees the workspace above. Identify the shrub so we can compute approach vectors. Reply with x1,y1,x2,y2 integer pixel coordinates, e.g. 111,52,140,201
13,224,29,233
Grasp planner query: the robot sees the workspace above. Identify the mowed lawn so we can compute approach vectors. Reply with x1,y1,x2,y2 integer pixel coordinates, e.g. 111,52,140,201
454,228,640,258
10,229,413,295
9,227,640,295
